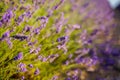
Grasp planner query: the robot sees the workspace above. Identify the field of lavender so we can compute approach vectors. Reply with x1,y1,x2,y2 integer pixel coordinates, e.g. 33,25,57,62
0,0,120,80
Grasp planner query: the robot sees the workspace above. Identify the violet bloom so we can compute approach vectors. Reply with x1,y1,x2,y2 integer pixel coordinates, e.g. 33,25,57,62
53,0,64,10
0,21,2,27
11,35,28,41
57,36,68,42
15,14,25,25
18,62,26,68
111,48,120,56
33,28,40,35
20,67,27,72
6,38,13,49
21,76,25,80
28,64,33,68
18,62,27,72
23,26,31,32
34,68,40,75
14,52,23,60
2,31,10,38
90,29,98,36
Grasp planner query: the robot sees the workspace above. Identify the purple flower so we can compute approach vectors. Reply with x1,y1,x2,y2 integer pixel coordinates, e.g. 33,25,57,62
28,64,33,68
14,52,23,60
18,62,27,72
65,77,72,80
21,76,25,80
53,0,64,10
23,26,31,32
33,28,40,35
18,62,25,68
1,31,10,39
57,36,68,42
72,24,81,29
11,35,28,41
34,68,40,75
20,67,27,72
111,48,120,56
6,38,13,49
0,21,2,27
90,29,98,36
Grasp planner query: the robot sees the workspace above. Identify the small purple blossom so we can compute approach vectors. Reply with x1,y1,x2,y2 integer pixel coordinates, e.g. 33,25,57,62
14,52,23,60
57,36,68,42
34,68,40,75
11,35,28,41
28,64,33,68
6,38,13,49
18,62,27,72
20,67,27,72
53,0,64,10
21,76,25,80
18,62,26,68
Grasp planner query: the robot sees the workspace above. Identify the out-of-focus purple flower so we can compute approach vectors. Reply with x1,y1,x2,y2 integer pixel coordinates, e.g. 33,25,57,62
34,68,40,75
23,26,31,33
57,36,68,42
21,76,25,80
65,77,72,80
82,3,89,8
53,0,64,10
55,13,67,33
6,38,13,49
1,31,10,39
20,67,27,72
0,21,2,27
42,57,47,62
88,48,95,57
0,9,13,25
90,29,98,36
18,62,26,68
72,24,81,29
111,48,120,56
15,14,25,25
101,57,115,68
14,52,23,60
18,62,27,72
35,47,41,54
28,64,33,68
72,76,79,80
33,28,40,35
11,35,28,41
47,9,53,17
51,75,58,80
38,55,43,61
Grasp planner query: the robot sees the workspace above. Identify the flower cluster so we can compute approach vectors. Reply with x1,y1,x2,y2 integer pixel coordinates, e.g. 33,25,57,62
0,0,120,80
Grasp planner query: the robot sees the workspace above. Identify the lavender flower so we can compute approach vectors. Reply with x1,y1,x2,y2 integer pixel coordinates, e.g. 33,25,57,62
33,28,40,35
0,21,2,27
28,64,33,68
21,76,25,80
72,24,81,29
11,35,28,41
15,14,25,25
57,36,68,42
23,26,31,33
53,0,64,10
18,62,26,68
34,68,40,75
18,62,27,72
20,67,27,72
6,38,13,49
38,55,43,61
90,29,98,36
14,52,23,60
0,31,10,40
